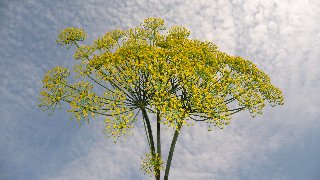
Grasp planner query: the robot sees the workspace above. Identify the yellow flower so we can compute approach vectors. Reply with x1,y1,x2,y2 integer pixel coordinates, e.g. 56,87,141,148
40,17,284,142
56,27,86,46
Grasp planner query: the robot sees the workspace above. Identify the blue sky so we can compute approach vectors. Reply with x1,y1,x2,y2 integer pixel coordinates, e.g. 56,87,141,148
1,0,320,179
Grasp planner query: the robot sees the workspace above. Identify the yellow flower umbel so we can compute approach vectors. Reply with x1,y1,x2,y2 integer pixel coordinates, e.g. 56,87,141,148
39,17,284,179
141,152,164,176
40,17,284,136
56,27,86,48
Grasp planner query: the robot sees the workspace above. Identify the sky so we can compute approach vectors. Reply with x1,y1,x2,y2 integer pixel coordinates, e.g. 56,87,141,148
0,0,320,179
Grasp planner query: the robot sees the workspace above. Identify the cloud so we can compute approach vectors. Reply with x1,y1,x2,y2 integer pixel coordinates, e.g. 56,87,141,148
0,0,319,179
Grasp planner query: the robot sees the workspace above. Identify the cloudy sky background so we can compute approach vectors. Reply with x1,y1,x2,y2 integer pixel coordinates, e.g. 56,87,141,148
1,0,320,179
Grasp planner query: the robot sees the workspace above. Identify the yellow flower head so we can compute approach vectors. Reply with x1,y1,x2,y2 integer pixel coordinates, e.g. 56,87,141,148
56,27,87,47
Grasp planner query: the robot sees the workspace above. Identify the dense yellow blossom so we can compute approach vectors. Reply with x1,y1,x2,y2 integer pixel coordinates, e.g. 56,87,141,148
40,17,284,138
56,27,86,48
39,17,284,179
141,152,164,176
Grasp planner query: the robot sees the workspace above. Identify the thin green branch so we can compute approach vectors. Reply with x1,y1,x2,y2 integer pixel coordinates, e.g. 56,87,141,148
164,123,182,180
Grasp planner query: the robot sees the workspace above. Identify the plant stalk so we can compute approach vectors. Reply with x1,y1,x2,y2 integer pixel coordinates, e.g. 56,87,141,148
164,124,181,180
141,108,159,180
156,111,161,178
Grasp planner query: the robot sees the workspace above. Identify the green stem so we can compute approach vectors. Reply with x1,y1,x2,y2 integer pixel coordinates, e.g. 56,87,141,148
156,111,161,178
164,124,181,180
141,108,155,153
141,108,159,180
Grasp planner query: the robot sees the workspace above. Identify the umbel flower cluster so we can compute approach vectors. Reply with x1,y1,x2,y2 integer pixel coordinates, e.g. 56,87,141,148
39,17,284,177
40,17,283,136
141,152,164,176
